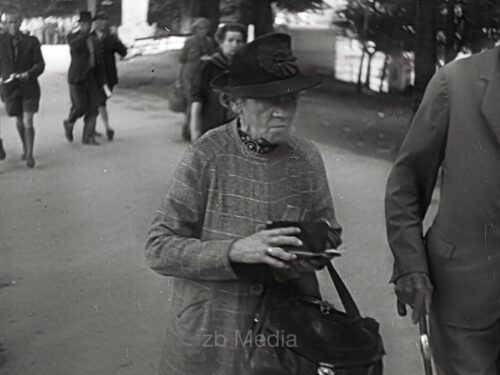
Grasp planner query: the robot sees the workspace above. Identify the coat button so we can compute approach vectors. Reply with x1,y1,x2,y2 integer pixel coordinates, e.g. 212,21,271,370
249,283,264,296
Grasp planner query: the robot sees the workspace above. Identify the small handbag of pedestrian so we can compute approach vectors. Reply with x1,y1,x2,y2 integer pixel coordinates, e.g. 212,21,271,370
168,80,187,113
246,223,385,375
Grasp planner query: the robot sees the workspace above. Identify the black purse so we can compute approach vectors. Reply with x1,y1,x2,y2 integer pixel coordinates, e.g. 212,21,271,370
168,80,187,113
246,262,385,375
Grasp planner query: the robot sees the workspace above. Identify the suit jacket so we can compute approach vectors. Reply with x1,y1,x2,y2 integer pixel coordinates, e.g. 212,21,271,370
385,46,500,328
67,30,106,85
92,30,127,89
0,32,44,101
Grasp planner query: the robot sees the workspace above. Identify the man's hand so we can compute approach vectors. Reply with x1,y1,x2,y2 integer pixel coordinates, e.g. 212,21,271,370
17,72,29,82
395,272,433,324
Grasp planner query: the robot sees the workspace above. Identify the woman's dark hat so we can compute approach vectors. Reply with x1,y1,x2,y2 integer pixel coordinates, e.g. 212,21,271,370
78,11,92,23
211,32,322,98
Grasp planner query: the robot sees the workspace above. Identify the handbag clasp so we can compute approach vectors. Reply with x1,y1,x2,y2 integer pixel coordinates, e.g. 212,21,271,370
320,301,333,315
318,363,334,375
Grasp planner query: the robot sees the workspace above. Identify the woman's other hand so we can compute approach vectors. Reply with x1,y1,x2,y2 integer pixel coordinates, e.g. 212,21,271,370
200,54,211,61
228,227,301,269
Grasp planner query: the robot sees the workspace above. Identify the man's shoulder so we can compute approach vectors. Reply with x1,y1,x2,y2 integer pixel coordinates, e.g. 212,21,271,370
443,46,500,78
22,34,41,47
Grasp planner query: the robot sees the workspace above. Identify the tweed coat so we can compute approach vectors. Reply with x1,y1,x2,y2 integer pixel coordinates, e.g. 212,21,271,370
146,121,342,375
0,32,44,102
385,46,500,328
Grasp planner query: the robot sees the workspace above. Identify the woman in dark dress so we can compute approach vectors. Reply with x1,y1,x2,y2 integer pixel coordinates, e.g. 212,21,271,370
179,18,217,141
189,23,247,142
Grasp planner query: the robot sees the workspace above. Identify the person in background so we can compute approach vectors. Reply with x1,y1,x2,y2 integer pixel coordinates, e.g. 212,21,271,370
145,32,341,375
63,11,107,146
91,11,127,141
178,17,217,141
189,23,246,142
31,17,45,44
0,11,45,168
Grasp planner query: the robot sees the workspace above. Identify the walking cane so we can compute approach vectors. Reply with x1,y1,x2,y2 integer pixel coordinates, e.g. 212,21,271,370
419,315,433,375
398,300,433,375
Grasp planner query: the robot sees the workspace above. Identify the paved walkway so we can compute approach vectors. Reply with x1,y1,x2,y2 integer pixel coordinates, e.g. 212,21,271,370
0,46,426,374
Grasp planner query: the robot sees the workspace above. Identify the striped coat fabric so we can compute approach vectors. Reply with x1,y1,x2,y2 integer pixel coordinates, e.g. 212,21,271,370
145,119,342,375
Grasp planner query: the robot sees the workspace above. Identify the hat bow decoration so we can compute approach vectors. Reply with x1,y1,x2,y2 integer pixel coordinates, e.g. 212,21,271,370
257,46,299,79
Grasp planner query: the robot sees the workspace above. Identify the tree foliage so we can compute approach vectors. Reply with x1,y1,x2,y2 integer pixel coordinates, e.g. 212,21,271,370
337,0,500,63
149,0,326,35
0,0,86,17
336,0,500,100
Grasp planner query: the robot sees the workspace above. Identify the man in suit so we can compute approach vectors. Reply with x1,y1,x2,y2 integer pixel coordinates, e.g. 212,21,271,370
63,11,107,146
0,12,44,168
92,11,127,141
386,45,500,374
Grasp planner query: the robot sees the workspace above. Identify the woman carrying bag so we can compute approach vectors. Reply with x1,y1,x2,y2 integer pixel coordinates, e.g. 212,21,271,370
145,33,383,375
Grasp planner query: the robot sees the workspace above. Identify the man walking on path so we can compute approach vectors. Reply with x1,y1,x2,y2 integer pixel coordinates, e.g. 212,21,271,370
386,44,500,374
0,12,45,168
92,11,127,142
63,11,106,146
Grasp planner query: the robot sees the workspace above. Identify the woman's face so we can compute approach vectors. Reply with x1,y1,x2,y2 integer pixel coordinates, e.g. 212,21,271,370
220,31,244,58
195,25,209,37
239,94,299,145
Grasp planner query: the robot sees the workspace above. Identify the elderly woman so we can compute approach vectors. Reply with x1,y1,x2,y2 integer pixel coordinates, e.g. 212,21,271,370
189,23,247,142
179,18,217,141
146,33,342,375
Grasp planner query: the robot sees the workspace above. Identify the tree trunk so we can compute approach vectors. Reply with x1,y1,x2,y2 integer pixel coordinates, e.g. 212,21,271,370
379,53,389,93
87,0,97,13
443,1,457,64
412,0,438,112
194,0,220,35
252,0,274,37
364,51,374,90
179,0,198,33
357,46,366,93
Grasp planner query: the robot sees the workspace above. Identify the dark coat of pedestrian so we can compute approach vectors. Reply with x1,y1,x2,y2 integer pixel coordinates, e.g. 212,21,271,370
90,11,127,142
63,11,106,146
145,33,341,375
0,12,45,168
385,45,500,374
178,18,217,141
92,28,126,90
189,23,246,141
0,32,44,105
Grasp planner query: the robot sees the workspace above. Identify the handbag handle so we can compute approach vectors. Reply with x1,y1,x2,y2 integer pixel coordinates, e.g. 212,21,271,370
325,261,361,318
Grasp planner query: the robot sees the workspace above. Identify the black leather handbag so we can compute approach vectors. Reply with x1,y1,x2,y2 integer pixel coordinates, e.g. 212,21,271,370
246,262,385,375
168,80,187,113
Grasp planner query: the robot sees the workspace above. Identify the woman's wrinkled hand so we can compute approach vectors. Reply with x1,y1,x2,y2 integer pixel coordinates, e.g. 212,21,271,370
228,227,301,269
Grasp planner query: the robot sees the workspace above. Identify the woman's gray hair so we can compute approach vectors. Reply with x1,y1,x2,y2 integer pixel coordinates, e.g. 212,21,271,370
218,92,239,116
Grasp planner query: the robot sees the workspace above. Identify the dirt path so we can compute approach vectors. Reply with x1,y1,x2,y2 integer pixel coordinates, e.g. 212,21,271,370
0,46,426,374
